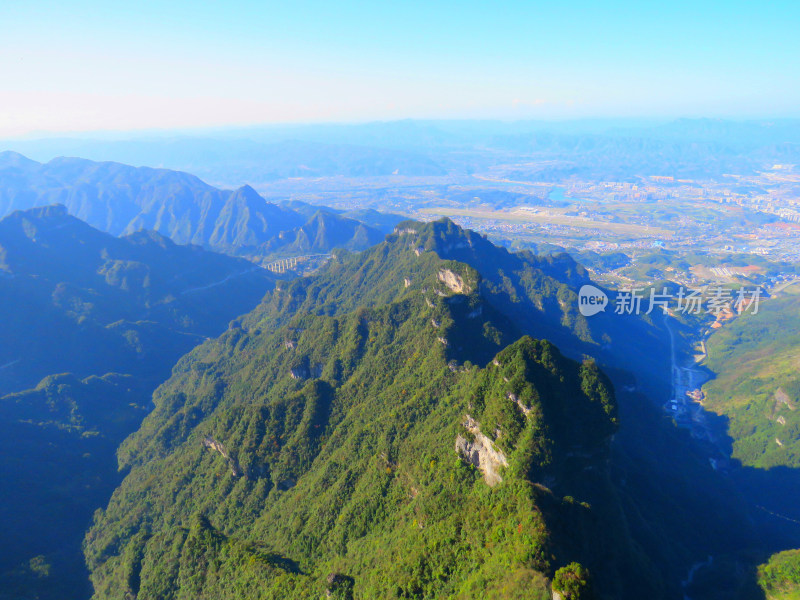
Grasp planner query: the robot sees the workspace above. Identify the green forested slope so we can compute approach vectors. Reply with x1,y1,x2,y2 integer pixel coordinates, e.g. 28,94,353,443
85,219,754,599
87,289,639,599
701,284,800,599
260,209,384,258
703,283,800,469
759,549,800,599
0,205,276,599
249,218,670,397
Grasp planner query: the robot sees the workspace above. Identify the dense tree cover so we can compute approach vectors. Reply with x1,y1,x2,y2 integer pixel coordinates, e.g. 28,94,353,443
0,211,761,598
0,206,275,599
759,549,800,599
85,219,755,599
249,217,671,400
85,286,633,598
0,373,149,600
703,282,800,469
702,284,800,600
552,562,594,600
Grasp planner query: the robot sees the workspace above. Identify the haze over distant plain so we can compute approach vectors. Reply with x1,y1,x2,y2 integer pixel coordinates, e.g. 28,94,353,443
2,0,799,137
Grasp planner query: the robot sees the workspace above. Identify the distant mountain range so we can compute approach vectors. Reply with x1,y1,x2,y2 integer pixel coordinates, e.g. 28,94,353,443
0,137,448,189
0,152,401,260
4,118,800,184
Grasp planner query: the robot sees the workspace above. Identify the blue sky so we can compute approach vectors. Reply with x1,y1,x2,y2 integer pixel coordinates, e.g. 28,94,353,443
1,0,798,135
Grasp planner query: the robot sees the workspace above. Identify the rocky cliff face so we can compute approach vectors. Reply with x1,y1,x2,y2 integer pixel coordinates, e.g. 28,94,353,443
438,268,471,294
455,415,509,486
201,435,242,477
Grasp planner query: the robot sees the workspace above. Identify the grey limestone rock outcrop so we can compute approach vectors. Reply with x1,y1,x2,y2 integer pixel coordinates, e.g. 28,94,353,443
455,415,508,486
202,435,242,477
438,268,470,294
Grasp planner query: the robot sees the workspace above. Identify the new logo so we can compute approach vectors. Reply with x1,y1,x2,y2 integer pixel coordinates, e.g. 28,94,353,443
578,284,608,317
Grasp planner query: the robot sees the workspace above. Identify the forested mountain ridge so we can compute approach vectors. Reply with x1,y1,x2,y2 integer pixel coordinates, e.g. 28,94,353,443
701,282,800,598
86,275,639,599
247,217,671,398
0,204,274,394
86,218,754,599
0,205,277,600
0,152,390,260
703,282,800,470
260,209,385,257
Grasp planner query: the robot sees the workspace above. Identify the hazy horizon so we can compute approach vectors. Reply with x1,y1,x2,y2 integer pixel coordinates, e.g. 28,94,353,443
5,115,800,145
3,0,800,137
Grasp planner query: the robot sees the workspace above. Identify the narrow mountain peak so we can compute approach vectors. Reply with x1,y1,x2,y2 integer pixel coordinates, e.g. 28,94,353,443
231,184,263,199
227,184,279,215
392,217,470,243
391,217,497,261
223,184,272,218
306,209,333,223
